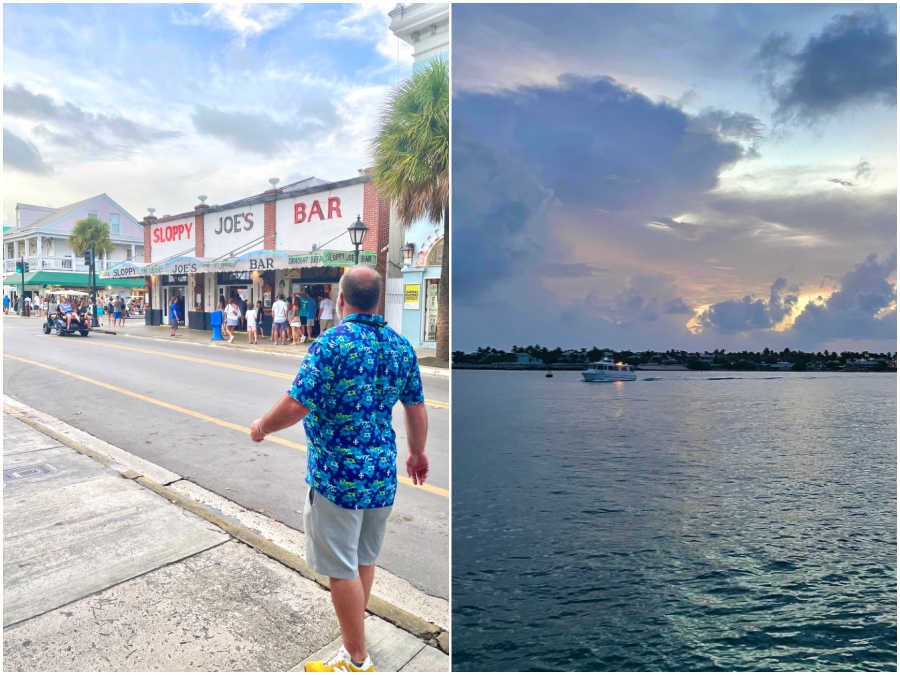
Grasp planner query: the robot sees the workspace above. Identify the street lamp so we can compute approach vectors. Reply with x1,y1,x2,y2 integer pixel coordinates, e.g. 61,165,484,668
403,243,415,266
347,215,368,264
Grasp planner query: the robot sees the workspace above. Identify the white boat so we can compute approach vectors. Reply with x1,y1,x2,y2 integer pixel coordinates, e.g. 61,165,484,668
582,359,637,382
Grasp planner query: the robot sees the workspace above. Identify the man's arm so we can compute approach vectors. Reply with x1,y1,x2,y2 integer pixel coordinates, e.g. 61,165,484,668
403,402,429,485
250,394,310,442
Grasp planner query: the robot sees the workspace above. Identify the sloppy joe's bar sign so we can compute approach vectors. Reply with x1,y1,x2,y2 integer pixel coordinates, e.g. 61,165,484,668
203,203,265,259
150,217,195,263
275,184,364,252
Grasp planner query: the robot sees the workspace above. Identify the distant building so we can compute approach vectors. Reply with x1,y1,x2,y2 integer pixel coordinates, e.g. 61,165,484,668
516,352,544,366
3,194,145,298
771,361,793,370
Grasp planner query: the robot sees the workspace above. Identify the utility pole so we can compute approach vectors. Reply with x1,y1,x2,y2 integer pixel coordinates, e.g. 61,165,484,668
19,256,24,314
89,247,99,327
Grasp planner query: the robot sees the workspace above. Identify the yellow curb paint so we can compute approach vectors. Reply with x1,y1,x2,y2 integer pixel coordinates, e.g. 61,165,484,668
4,353,449,498
62,339,450,409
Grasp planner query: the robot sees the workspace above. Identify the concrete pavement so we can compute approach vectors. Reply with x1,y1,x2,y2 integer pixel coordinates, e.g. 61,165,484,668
3,401,449,671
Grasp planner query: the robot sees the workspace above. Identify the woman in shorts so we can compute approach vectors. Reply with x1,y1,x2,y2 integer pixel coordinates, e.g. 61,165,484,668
224,297,240,343
246,301,259,344
289,296,302,345
112,297,122,325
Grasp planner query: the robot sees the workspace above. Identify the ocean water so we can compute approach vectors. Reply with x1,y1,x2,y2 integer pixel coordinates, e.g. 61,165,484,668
452,370,897,671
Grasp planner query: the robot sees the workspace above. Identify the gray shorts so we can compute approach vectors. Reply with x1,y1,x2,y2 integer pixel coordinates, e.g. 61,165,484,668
303,488,392,579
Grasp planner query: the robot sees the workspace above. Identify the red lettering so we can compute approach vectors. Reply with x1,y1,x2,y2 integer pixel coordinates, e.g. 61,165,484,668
327,197,341,219
309,200,324,221
185,223,193,238
294,202,306,223
176,224,184,238
153,228,161,243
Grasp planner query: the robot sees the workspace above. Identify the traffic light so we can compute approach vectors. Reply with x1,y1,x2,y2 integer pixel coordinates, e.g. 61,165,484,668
15,261,28,273
22,262,29,272
84,250,93,266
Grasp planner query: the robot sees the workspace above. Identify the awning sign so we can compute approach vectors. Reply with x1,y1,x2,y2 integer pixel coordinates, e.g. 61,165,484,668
287,250,376,268
404,283,420,309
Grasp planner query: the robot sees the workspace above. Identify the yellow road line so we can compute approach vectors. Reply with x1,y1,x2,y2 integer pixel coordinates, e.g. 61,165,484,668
64,339,450,409
4,353,449,498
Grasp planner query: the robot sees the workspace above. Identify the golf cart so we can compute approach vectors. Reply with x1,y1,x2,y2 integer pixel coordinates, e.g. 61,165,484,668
44,290,92,337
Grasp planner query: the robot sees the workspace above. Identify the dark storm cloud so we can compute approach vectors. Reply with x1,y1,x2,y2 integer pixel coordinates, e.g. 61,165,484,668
3,83,180,149
790,253,896,340
827,178,854,187
692,108,765,142
3,128,52,175
453,74,746,308
698,278,798,333
192,102,338,156
854,160,873,180
758,10,896,124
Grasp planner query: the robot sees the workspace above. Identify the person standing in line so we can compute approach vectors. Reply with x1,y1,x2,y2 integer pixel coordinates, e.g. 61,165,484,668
302,287,318,341
317,291,335,333
271,293,288,345
169,294,180,337
225,296,240,343
246,301,259,344
290,295,303,345
250,266,429,673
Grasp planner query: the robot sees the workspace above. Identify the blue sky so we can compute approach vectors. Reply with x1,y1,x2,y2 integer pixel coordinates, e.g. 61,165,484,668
4,3,410,224
453,3,897,353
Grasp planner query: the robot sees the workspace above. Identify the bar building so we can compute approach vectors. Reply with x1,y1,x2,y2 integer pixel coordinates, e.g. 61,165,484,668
104,174,390,335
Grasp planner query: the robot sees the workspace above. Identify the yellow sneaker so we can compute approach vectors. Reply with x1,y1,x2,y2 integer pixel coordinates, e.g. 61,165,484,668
304,645,374,672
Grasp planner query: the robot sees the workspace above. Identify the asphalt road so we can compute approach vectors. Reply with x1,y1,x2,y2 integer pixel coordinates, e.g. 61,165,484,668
3,317,449,598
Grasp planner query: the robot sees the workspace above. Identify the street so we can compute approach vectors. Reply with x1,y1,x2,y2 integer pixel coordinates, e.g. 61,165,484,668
2,317,448,599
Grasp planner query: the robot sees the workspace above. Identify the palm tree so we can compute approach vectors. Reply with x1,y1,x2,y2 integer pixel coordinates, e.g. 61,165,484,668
372,58,449,362
70,215,114,317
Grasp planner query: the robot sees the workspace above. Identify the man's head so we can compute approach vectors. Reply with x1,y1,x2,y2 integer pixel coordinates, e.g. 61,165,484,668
339,266,381,315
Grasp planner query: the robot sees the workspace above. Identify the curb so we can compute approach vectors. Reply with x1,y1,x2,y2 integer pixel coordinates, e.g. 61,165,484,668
3,400,449,653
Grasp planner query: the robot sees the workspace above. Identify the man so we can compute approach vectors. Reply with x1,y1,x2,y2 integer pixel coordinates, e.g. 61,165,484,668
318,290,335,333
250,266,428,673
169,294,180,337
3,294,10,314
271,293,289,345
301,287,318,341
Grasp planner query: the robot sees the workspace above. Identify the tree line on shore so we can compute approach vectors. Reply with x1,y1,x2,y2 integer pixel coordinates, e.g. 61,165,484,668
453,345,897,371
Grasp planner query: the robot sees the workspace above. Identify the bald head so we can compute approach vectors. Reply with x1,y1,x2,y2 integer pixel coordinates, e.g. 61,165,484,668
339,265,381,313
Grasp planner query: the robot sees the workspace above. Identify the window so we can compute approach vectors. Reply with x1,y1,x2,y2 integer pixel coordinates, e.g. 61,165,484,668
88,211,98,219
110,213,120,234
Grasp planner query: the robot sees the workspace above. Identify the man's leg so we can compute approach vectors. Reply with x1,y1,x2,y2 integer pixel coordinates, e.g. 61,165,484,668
358,564,375,608
329,577,368,663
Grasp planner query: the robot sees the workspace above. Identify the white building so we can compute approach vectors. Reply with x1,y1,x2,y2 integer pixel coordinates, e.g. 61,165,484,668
3,194,145,298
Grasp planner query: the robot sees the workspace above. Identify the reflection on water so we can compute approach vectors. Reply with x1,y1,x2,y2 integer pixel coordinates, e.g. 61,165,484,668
452,371,897,671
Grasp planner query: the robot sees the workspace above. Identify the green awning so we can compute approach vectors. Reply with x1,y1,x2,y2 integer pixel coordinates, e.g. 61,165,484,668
3,270,146,289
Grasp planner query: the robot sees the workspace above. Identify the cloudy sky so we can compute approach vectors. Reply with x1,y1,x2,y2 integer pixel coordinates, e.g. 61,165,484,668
453,3,896,353
4,3,410,224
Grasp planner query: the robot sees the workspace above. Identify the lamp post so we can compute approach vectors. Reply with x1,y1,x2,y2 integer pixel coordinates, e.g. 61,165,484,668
347,215,368,265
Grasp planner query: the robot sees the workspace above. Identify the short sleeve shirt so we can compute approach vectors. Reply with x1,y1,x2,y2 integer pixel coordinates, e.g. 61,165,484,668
272,300,288,322
287,313,425,509
302,296,317,318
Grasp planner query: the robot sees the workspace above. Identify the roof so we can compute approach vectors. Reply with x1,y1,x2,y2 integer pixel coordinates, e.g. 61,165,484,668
3,270,145,289
6,193,143,242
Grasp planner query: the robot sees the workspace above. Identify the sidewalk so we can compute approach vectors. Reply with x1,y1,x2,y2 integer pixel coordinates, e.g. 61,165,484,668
5,314,449,375
3,399,449,671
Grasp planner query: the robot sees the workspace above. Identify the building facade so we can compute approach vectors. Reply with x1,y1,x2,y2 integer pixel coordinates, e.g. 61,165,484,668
105,174,390,335
2,194,145,298
388,2,449,349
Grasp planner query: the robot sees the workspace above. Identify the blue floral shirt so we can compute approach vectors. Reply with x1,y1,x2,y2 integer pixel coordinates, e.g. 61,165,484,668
288,313,424,509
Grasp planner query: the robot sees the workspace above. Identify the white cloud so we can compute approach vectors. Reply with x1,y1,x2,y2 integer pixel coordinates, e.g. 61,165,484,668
172,3,301,46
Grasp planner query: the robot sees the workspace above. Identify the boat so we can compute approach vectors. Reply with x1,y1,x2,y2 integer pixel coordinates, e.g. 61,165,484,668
582,359,637,382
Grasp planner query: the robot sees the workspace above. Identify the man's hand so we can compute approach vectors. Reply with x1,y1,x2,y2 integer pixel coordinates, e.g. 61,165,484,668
406,451,429,485
250,418,266,443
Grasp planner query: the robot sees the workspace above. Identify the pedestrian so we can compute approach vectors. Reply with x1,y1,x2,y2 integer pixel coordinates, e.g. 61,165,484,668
225,296,240,343
250,266,429,673
3,294,9,314
271,293,288,345
246,300,260,344
290,295,303,345
24,295,32,316
112,296,122,327
169,294,180,337
96,298,104,326
302,287,318,341
318,292,335,333
117,296,127,327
